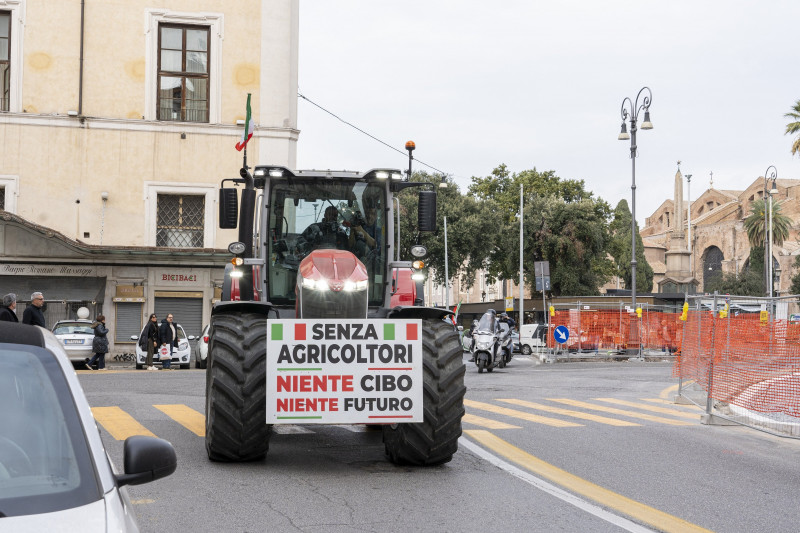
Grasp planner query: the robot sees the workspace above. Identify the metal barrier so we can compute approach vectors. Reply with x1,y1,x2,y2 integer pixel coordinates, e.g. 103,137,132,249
674,293,800,438
545,302,680,361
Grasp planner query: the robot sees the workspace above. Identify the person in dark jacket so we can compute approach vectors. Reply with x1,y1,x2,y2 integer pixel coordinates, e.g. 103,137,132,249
86,315,109,370
140,313,160,371
159,313,179,370
22,292,45,327
0,293,18,322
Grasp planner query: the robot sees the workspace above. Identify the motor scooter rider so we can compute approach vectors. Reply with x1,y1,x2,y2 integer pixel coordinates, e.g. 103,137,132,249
467,319,479,362
499,312,516,330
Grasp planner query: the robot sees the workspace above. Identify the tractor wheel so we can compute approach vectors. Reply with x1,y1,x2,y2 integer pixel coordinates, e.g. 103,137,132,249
205,312,271,462
383,319,466,466
521,345,532,356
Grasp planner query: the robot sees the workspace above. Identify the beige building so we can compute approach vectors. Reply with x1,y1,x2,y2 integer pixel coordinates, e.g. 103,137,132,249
0,0,299,351
641,169,800,295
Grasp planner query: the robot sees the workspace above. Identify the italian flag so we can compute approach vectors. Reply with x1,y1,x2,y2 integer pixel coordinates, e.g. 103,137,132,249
235,93,255,151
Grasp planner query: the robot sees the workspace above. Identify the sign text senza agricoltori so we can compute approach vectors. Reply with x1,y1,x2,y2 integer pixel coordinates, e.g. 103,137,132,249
266,320,423,424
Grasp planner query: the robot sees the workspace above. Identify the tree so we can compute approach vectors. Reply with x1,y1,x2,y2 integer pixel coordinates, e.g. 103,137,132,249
607,199,654,293
743,198,791,248
467,164,612,295
704,268,765,296
397,172,497,288
785,99,800,157
790,256,800,294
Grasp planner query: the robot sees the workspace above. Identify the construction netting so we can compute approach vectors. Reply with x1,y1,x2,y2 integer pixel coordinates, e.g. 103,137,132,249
546,307,682,354
674,297,800,421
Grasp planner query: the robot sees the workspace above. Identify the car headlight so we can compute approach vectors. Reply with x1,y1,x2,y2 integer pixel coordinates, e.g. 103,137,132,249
343,280,368,291
179,342,189,350
301,277,329,291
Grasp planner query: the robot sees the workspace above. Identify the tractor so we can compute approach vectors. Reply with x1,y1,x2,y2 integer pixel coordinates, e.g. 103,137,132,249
206,153,465,466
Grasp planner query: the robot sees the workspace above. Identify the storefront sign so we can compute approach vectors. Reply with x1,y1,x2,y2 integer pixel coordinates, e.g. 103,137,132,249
1,264,98,276
266,319,423,424
154,269,202,286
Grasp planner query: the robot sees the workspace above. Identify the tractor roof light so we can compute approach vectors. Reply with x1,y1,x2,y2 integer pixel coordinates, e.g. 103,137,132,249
410,244,427,258
228,242,246,255
231,257,244,267
411,272,425,281
230,269,243,278
254,168,266,177
268,169,284,177
375,171,390,180
412,260,425,270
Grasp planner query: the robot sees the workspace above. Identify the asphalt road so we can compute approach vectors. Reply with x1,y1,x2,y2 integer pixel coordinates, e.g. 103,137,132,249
78,354,800,533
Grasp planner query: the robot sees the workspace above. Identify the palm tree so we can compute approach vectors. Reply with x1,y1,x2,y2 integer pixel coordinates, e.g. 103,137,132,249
785,99,800,156
743,198,791,248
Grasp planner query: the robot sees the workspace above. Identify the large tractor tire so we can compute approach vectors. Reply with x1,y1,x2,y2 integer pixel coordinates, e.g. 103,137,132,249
205,312,271,462
382,319,466,466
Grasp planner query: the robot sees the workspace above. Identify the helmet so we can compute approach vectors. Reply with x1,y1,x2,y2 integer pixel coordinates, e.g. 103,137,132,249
500,312,508,318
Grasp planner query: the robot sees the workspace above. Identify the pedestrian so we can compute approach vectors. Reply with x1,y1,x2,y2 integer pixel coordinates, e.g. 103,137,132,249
0,293,18,322
22,291,46,327
139,313,160,371
159,313,179,370
87,315,109,370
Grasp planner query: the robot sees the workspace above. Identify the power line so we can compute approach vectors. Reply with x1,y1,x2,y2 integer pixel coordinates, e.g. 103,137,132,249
297,92,450,176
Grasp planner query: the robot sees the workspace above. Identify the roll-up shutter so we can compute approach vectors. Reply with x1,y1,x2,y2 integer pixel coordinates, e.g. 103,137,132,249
115,302,143,344
154,295,203,350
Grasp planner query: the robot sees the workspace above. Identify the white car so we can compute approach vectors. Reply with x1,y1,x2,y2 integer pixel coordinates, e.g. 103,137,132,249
0,321,177,530
52,319,95,363
131,323,195,370
194,324,209,369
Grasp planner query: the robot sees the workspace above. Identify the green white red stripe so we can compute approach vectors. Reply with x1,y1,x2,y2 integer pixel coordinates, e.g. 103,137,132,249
235,93,254,151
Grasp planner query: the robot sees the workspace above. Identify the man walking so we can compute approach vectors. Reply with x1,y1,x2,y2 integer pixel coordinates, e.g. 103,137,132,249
0,293,18,322
22,292,46,327
159,313,179,370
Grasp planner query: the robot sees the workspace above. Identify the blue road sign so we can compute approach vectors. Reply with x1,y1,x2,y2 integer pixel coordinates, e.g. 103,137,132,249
553,325,570,344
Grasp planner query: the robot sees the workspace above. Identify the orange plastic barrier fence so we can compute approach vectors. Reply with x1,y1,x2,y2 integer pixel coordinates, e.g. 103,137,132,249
546,309,682,354
674,312,800,419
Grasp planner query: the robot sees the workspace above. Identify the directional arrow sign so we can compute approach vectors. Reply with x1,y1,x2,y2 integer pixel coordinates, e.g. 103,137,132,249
553,325,570,344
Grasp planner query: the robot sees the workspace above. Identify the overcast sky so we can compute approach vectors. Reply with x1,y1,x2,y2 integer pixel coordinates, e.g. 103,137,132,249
296,1,800,224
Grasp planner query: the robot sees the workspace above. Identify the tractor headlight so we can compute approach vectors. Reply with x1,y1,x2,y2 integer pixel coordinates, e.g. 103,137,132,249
301,277,329,291
343,280,368,291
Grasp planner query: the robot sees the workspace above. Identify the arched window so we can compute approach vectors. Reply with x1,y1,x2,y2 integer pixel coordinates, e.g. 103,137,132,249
703,246,724,288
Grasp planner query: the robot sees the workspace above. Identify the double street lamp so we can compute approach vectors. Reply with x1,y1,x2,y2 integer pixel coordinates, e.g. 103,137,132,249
618,87,654,312
764,166,778,297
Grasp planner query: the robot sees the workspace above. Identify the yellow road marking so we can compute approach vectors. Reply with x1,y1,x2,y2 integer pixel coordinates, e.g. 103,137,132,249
464,399,582,428
464,430,712,533
130,499,156,505
594,398,698,419
154,404,206,436
91,406,156,440
547,399,693,426
497,399,640,427
462,413,522,429
659,380,694,399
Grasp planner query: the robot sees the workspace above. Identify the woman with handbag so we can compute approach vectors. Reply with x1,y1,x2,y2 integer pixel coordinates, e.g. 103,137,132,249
158,313,178,370
141,313,160,371
86,315,109,370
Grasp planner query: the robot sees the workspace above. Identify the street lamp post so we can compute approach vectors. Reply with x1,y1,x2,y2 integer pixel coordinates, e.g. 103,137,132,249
618,87,654,313
764,166,778,297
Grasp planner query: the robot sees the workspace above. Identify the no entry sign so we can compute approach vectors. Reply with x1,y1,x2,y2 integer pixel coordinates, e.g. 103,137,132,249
266,319,423,424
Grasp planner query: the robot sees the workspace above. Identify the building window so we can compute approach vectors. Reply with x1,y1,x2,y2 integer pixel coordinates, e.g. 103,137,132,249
158,24,209,122
0,185,5,210
156,194,205,247
0,10,9,112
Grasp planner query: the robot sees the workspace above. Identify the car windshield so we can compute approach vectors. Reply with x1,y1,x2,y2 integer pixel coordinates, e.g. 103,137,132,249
0,345,100,516
267,179,387,307
52,322,94,335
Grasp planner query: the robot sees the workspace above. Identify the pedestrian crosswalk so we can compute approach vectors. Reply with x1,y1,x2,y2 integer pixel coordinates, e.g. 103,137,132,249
90,396,702,441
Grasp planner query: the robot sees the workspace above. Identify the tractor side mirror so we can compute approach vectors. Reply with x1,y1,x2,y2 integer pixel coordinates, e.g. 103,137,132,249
219,188,239,229
418,190,437,232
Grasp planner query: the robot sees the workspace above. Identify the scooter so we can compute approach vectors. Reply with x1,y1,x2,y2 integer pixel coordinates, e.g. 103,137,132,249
470,310,512,373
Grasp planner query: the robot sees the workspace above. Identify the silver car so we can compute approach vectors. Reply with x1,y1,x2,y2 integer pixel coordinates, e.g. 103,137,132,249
131,322,194,369
194,324,209,369
0,321,177,530
52,319,95,363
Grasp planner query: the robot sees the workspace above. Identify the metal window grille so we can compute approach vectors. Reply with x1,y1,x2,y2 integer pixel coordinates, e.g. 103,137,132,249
156,194,205,248
157,23,209,123
0,186,5,210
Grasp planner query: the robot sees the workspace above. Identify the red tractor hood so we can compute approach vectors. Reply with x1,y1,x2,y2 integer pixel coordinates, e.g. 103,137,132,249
298,249,367,291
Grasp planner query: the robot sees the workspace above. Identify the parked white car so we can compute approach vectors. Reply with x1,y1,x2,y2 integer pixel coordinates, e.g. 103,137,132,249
130,323,195,370
0,321,177,530
51,319,95,363
194,324,209,369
